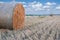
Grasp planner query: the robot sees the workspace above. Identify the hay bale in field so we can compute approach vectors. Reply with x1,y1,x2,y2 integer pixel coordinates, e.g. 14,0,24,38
49,14,53,16
0,3,25,30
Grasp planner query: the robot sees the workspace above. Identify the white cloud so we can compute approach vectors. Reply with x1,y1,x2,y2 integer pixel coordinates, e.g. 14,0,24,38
18,2,26,4
42,2,56,11
45,2,56,6
42,5,51,11
32,3,42,8
9,1,27,5
46,2,52,5
27,2,56,11
0,2,4,3
27,2,43,11
43,5,50,9
35,7,42,11
56,6,60,10
29,1,37,5
23,5,27,7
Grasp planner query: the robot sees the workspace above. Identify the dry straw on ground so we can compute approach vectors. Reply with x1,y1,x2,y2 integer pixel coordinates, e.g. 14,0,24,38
0,3,25,30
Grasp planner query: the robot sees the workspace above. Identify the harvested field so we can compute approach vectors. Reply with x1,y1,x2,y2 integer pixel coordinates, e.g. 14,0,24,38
0,16,60,40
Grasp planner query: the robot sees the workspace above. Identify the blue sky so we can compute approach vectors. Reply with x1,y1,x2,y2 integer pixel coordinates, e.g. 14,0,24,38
0,0,60,3
0,0,60,15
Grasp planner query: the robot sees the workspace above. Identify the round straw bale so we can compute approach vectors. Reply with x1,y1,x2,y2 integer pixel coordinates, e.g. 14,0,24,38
0,3,25,30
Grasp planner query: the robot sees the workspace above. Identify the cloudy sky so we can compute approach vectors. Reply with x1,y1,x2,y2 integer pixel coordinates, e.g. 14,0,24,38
0,0,60,15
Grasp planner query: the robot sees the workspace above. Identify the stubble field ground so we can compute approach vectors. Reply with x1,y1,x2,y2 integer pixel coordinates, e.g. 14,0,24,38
0,16,60,40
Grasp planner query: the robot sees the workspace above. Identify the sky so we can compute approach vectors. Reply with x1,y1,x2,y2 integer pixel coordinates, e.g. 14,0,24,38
0,0,60,15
